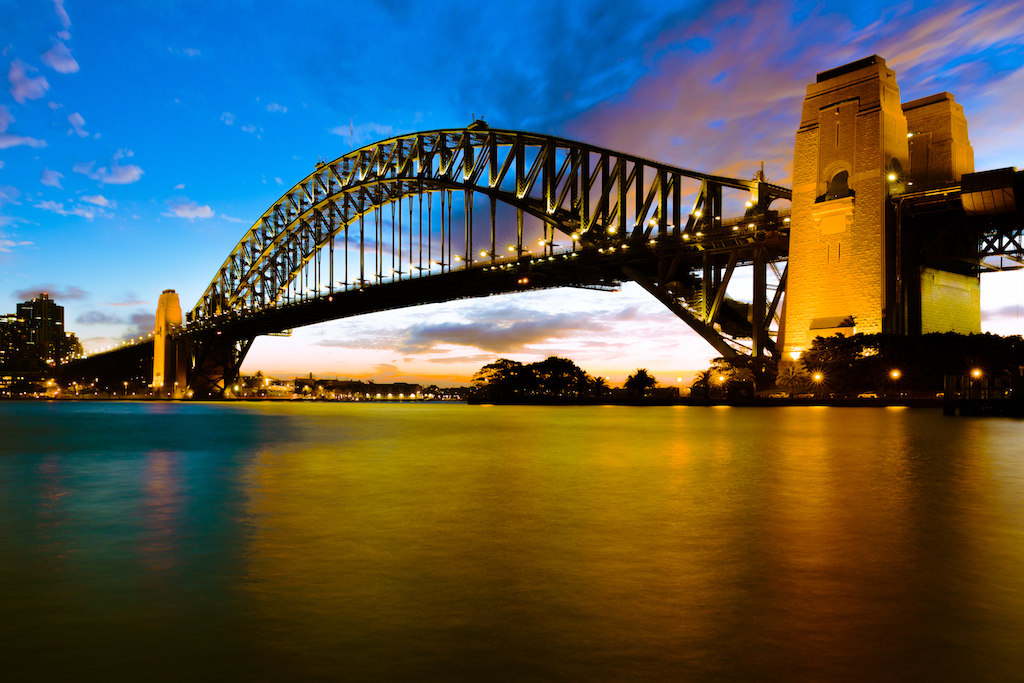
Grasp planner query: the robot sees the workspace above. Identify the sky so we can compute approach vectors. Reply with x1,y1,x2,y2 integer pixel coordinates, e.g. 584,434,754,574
2,0,1023,387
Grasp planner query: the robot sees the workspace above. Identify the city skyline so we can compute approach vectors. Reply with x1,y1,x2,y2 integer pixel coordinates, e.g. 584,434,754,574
3,0,1024,386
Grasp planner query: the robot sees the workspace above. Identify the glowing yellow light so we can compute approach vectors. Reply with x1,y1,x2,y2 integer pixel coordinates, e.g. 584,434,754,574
693,210,702,218
972,369,982,378
571,233,579,240
507,245,515,251
745,201,753,208
813,373,823,382
608,226,617,233
888,173,897,181
891,370,901,379
479,250,488,258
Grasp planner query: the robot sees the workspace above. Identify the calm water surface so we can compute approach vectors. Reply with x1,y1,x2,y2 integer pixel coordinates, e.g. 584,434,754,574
1,402,1023,681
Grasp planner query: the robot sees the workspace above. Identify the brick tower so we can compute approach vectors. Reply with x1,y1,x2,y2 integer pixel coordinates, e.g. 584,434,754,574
779,56,980,362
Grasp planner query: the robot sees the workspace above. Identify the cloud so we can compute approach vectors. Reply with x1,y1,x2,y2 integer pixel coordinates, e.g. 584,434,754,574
34,199,95,220
8,59,49,103
219,214,246,223
241,124,256,133
41,40,79,73
76,310,122,324
0,105,47,150
53,0,71,29
174,183,185,189
164,198,214,220
48,101,61,109
0,161,4,169
13,284,88,301
329,121,392,146
182,48,200,57
40,168,64,188
72,150,143,184
0,237,34,253
220,111,235,125
67,112,88,137
274,177,283,185
982,304,1023,321
0,184,22,207
392,310,621,355
81,194,114,207
266,103,287,113
0,133,47,150
122,312,155,340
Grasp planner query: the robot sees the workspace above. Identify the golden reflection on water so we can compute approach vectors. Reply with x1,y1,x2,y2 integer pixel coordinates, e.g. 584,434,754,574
4,402,1024,680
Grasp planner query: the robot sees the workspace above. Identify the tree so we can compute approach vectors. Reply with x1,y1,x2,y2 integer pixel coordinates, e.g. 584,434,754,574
529,356,587,397
624,368,657,398
588,375,610,398
776,366,808,393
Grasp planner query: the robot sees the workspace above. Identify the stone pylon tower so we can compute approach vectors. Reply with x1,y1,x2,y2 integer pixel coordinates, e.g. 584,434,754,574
779,55,980,361
153,289,186,397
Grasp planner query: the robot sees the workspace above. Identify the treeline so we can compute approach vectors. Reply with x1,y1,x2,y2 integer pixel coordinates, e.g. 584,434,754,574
784,332,1024,395
471,357,660,402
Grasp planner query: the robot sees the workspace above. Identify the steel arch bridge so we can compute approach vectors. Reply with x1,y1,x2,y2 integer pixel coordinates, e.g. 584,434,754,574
65,123,795,397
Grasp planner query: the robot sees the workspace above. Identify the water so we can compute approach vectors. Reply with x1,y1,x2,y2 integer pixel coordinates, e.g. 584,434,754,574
1,402,1023,681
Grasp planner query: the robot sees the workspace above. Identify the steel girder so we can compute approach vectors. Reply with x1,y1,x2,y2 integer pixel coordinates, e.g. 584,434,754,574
189,126,791,336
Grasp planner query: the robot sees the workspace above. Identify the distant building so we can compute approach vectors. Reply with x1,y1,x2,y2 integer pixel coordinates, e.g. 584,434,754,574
1,293,83,394
293,377,423,399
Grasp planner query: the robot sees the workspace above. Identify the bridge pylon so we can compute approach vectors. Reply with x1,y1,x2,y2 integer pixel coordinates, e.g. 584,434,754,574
780,55,981,363
153,289,187,398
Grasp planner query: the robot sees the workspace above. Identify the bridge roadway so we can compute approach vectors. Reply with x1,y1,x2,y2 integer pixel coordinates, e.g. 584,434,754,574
57,213,791,395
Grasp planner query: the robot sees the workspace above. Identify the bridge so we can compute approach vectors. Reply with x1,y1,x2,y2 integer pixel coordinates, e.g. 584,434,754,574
57,56,1024,398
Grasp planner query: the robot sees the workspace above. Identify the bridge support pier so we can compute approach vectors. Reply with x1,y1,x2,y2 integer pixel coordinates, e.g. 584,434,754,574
185,333,253,399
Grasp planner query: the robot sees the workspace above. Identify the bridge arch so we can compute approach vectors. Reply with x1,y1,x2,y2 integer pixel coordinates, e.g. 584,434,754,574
191,125,790,325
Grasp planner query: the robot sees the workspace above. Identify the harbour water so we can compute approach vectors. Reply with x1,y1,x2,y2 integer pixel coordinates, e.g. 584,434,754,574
2,402,1023,681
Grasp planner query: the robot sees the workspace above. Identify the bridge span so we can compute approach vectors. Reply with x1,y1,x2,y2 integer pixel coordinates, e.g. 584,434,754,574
60,124,792,397
58,56,1024,398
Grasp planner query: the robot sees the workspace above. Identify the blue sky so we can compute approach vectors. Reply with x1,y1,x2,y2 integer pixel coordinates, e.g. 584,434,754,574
2,0,1023,385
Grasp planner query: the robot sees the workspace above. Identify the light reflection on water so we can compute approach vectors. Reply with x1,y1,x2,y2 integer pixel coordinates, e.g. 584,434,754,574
1,402,1023,681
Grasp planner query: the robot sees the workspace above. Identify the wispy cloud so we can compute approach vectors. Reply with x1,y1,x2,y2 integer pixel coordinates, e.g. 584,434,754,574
122,312,155,340
241,124,256,133
40,168,64,188
76,310,122,324
982,304,1023,321
41,40,79,73
67,111,88,137
266,103,287,113
0,105,46,150
34,199,95,220
329,121,392,146
81,194,114,207
164,197,214,220
220,111,235,125
174,183,185,189
72,149,143,184
0,184,22,207
8,59,49,103
13,284,88,301
0,237,34,253
53,0,71,29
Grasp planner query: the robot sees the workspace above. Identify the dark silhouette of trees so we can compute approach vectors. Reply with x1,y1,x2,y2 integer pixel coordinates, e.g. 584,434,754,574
624,368,657,398
798,332,1024,395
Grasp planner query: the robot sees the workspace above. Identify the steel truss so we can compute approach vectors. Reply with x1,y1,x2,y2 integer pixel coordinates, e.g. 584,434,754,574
187,125,791,366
